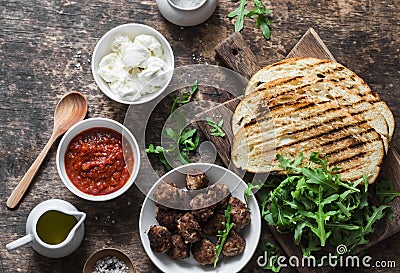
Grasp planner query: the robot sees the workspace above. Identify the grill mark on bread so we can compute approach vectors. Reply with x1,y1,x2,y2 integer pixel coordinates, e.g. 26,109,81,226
282,118,368,139
275,119,371,149
330,151,369,166
320,128,376,148
244,101,337,128
243,102,371,139
243,119,377,156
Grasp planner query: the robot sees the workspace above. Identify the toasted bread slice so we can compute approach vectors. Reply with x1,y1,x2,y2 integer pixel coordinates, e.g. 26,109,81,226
233,76,389,151
244,58,394,140
231,93,385,184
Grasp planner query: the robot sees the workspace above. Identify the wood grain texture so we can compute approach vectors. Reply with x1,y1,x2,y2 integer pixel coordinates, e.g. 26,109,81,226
215,32,261,80
1,0,399,273
287,28,337,61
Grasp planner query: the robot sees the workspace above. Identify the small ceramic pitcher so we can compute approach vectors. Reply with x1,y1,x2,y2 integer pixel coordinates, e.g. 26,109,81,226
6,199,86,258
156,0,218,27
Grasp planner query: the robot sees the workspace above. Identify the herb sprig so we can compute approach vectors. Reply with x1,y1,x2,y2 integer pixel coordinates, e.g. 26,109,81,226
214,203,234,267
248,152,397,256
260,242,281,272
376,179,400,204
146,81,200,170
206,117,226,138
228,0,272,40
171,80,198,114
145,144,173,170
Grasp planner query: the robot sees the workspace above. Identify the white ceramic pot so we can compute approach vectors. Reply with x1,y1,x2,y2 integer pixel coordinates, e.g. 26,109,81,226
156,0,218,27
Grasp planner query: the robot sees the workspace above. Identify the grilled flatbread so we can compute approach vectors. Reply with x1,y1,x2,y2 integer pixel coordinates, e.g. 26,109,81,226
231,91,385,184
244,58,394,140
233,75,390,151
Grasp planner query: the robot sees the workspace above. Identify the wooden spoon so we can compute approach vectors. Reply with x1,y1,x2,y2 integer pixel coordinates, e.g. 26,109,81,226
7,92,88,209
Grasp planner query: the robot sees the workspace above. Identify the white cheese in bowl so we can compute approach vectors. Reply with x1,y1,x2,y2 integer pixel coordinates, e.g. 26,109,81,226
98,34,168,102
134,34,164,58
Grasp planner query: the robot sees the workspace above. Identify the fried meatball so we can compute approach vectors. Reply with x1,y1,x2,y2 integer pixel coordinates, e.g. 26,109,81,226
192,238,216,266
201,213,226,236
148,225,171,253
186,169,209,190
177,212,202,243
229,196,251,229
208,183,231,210
221,229,246,257
190,192,217,222
167,234,190,260
178,189,192,209
155,207,182,232
153,182,180,208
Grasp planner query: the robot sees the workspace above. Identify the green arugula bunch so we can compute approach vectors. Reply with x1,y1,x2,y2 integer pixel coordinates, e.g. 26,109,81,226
214,203,234,267
228,0,272,39
146,81,200,170
206,117,226,137
252,152,396,256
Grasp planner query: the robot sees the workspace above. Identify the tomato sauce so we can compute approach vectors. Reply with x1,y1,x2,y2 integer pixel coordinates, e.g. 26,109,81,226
65,127,133,195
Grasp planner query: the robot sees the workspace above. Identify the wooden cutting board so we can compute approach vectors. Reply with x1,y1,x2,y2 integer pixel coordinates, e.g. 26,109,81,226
197,28,400,273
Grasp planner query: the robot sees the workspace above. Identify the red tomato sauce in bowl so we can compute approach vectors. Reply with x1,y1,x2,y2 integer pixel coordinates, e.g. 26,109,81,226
64,127,133,195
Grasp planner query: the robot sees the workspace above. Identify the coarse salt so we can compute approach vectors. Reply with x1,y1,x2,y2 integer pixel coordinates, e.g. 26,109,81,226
92,255,129,273
170,0,205,9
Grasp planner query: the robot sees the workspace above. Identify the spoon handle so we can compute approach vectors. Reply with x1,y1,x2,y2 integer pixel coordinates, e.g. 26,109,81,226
7,132,59,209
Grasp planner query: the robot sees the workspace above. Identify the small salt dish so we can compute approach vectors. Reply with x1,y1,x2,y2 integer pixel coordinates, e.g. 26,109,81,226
156,0,218,27
83,248,136,273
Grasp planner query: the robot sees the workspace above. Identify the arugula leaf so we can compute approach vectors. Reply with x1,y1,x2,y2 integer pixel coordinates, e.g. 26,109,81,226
260,242,282,272
228,0,272,40
170,80,198,114
255,14,271,39
228,0,248,32
214,204,234,267
376,179,400,204
294,222,306,245
244,182,263,208
145,144,173,170
362,205,389,235
206,117,226,137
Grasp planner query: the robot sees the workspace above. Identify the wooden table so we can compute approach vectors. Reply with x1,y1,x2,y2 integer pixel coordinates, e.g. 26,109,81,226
1,1,399,272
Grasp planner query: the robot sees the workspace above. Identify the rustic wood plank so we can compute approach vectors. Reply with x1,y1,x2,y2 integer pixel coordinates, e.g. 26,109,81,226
215,32,262,80
287,28,337,61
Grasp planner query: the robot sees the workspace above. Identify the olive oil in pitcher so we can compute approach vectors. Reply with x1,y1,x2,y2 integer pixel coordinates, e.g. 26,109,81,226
36,210,78,245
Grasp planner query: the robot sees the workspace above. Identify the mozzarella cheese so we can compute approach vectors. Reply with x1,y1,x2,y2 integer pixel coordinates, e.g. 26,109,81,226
138,57,168,87
98,34,169,102
98,53,128,83
134,34,164,58
121,43,150,68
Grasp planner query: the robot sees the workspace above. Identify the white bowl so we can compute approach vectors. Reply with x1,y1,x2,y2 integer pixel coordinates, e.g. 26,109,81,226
156,0,218,27
139,163,261,273
91,23,174,104
56,118,140,201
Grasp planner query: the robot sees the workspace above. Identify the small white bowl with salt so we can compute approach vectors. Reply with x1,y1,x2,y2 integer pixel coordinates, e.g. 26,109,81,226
156,0,218,27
